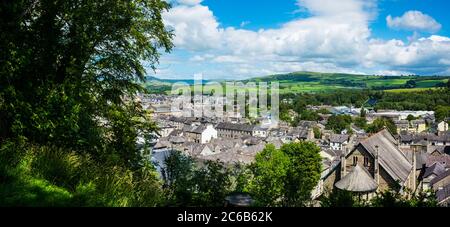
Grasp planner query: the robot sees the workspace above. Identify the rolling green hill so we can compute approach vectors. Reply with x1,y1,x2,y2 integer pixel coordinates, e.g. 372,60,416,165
145,72,450,94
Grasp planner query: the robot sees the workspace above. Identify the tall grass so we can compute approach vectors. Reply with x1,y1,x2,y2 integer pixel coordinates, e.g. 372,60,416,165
0,139,164,207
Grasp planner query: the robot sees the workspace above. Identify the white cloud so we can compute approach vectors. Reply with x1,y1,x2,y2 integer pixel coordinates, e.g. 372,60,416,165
366,36,450,74
164,0,372,62
159,1,450,78
163,5,222,51
387,11,442,33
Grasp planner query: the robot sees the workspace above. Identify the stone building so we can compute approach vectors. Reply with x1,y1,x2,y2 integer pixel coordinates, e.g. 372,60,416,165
339,129,415,193
316,129,416,199
216,123,256,139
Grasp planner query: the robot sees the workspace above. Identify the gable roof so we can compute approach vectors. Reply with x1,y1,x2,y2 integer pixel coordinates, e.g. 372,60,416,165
357,129,413,184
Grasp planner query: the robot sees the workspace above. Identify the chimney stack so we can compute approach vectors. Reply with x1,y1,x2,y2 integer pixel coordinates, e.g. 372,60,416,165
374,145,380,187
341,148,347,177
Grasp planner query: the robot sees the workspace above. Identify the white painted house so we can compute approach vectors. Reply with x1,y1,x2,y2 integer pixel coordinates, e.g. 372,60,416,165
184,124,218,144
438,121,449,133
201,125,218,144
329,134,350,151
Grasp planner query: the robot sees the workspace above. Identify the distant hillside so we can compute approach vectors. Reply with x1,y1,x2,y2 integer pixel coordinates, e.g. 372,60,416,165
144,72,450,94
242,71,450,94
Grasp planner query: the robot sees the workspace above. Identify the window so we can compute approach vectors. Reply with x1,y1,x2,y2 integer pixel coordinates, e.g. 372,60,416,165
364,157,369,167
353,156,358,166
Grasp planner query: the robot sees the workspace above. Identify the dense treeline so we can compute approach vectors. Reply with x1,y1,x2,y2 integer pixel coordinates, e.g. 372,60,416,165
282,88,449,111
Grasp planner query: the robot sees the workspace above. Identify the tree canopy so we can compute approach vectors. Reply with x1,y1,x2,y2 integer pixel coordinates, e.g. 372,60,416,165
246,142,322,207
0,0,173,207
1,0,173,167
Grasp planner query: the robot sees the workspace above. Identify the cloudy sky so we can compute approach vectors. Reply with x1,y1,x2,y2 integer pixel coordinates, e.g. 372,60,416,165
152,0,450,79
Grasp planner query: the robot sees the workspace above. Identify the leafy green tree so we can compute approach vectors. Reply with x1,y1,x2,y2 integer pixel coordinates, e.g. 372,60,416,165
366,117,398,135
0,0,173,167
326,115,352,133
435,105,450,122
300,110,321,122
247,142,322,207
281,142,322,207
162,151,196,206
354,117,367,129
192,161,233,207
360,108,367,118
406,114,417,121
279,102,293,124
163,151,234,207
246,145,290,207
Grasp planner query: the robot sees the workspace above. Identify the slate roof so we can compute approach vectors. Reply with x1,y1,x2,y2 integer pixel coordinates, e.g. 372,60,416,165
424,162,446,179
426,155,450,169
183,125,208,134
358,129,413,184
297,121,317,128
436,184,450,204
216,123,255,132
430,170,450,186
335,165,378,192
330,134,349,144
287,128,310,139
399,133,450,144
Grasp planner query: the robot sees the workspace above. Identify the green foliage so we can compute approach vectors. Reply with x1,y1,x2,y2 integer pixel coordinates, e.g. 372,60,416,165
313,127,322,139
0,0,173,207
281,88,449,113
298,110,321,122
246,145,290,207
317,108,332,114
0,140,164,207
366,118,398,135
370,190,437,207
320,190,365,207
435,105,450,122
406,114,417,121
279,102,293,124
162,151,234,207
246,142,322,207
360,108,367,118
326,115,352,133
354,117,367,129
0,0,172,167
320,189,438,207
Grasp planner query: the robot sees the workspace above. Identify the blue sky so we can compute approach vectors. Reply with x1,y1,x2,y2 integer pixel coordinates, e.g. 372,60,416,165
155,0,450,79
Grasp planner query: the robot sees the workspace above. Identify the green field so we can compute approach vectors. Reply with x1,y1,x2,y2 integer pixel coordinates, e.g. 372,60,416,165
145,72,450,94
